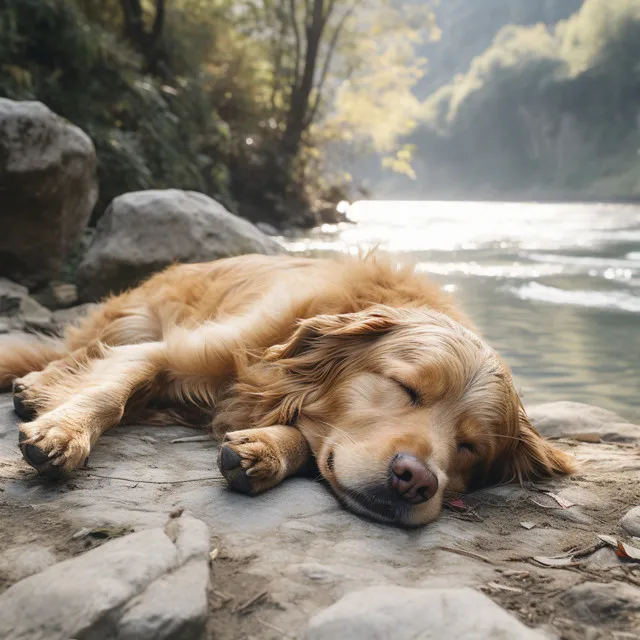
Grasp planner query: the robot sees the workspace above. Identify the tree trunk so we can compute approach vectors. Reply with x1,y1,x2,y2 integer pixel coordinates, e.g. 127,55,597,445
281,0,326,167
119,0,165,72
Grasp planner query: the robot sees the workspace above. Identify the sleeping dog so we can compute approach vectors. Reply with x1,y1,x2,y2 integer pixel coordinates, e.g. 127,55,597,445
1,254,573,526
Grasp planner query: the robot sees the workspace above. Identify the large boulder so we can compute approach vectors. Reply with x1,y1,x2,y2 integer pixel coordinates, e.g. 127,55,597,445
76,189,284,301
0,99,98,289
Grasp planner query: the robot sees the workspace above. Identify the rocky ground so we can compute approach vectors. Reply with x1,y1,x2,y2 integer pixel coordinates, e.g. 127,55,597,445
0,391,639,639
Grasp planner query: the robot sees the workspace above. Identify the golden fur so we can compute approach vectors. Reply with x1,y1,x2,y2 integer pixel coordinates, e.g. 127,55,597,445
0,254,574,526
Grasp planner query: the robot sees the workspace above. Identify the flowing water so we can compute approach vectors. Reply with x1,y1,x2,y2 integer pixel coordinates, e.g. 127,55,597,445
284,201,640,421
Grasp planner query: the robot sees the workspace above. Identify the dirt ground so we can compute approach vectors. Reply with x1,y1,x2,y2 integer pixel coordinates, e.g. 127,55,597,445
1,394,640,639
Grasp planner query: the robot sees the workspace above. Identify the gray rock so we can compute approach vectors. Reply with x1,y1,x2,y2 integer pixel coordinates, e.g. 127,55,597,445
0,278,53,333
560,582,640,625
52,302,99,330
76,189,283,301
305,586,545,639
527,401,640,442
621,506,640,537
0,99,98,289
0,514,210,640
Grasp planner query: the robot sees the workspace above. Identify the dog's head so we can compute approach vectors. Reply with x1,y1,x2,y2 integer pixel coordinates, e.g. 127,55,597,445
258,305,574,526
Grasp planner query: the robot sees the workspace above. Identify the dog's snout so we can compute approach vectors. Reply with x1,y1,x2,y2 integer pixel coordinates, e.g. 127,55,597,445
389,453,438,504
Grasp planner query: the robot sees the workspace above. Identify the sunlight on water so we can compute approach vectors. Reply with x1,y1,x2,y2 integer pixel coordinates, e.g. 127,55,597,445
285,200,640,419
284,200,640,311
511,282,640,313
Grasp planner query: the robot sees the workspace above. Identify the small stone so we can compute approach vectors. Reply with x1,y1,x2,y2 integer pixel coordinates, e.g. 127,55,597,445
305,586,545,639
621,506,640,537
33,282,78,310
0,278,53,332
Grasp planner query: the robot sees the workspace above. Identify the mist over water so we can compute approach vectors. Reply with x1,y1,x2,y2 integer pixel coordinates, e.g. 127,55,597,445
285,201,640,421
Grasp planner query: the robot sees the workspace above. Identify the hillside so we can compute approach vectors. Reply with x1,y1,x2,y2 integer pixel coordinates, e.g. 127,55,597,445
396,0,640,201
350,0,586,197
414,0,584,100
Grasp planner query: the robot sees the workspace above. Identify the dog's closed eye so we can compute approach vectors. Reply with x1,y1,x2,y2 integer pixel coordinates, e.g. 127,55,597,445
457,441,476,455
393,379,420,406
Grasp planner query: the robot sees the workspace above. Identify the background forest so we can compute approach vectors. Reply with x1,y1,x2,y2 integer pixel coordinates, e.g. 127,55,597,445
2,0,640,227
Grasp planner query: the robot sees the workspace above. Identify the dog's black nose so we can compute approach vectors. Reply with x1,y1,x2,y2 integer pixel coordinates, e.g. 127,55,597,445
389,453,438,504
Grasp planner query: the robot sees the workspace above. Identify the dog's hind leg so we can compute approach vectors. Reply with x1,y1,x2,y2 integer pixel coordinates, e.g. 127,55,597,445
218,426,311,495
13,308,162,421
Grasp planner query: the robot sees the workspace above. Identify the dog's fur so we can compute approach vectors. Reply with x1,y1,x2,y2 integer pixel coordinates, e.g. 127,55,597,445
0,254,574,526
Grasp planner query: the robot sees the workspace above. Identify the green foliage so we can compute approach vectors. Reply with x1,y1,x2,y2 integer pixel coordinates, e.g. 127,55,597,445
0,0,438,224
0,0,231,219
409,0,640,198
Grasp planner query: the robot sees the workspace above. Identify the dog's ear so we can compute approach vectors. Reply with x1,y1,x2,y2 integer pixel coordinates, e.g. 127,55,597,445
244,307,405,427
265,306,404,362
504,405,575,483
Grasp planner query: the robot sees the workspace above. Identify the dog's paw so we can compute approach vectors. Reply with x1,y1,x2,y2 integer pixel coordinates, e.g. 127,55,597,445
217,431,285,496
12,373,42,421
19,418,90,477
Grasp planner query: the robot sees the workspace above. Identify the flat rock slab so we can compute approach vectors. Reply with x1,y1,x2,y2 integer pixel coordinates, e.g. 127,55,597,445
1,395,640,638
528,401,640,442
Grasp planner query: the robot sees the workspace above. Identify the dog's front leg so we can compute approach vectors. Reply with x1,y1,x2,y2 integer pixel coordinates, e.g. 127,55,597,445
218,426,311,495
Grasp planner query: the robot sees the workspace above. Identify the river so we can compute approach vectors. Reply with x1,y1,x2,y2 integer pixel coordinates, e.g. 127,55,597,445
283,201,640,422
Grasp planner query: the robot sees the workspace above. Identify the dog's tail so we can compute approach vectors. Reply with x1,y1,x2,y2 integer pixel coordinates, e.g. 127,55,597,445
0,334,68,389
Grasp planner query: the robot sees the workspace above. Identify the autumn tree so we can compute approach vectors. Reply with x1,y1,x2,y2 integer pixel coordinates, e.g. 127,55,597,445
234,0,437,205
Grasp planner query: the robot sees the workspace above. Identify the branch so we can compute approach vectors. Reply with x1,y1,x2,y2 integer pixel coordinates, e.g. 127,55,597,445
289,0,302,91
325,0,337,19
120,0,143,43
269,1,290,110
148,0,165,52
305,5,354,128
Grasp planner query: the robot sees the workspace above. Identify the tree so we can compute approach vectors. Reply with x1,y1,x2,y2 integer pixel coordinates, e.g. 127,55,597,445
279,0,354,165
236,0,437,201
120,0,166,71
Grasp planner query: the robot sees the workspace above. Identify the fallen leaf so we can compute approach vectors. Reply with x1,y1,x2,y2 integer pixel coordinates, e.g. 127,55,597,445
533,555,583,567
520,521,537,530
598,535,640,563
501,570,530,579
616,541,640,562
445,498,467,511
544,492,575,509
598,534,619,548
487,581,523,593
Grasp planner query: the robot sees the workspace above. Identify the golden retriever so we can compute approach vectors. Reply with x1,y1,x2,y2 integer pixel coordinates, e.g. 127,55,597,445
0,254,574,526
